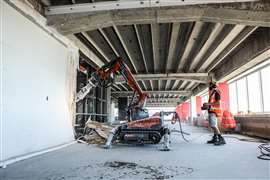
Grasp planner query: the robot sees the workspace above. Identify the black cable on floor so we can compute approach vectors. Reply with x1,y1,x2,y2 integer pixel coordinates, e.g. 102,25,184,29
177,118,189,142
257,143,270,160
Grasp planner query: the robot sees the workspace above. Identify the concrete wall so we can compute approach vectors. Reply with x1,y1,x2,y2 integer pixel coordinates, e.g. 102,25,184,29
0,1,74,162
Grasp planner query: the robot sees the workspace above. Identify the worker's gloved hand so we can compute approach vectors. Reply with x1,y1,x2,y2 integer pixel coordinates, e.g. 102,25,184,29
201,103,210,110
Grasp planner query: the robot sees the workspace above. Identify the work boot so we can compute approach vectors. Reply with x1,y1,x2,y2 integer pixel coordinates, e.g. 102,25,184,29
207,135,218,144
214,135,226,146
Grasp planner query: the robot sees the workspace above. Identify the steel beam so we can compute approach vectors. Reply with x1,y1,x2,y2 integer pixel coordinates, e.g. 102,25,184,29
45,0,258,15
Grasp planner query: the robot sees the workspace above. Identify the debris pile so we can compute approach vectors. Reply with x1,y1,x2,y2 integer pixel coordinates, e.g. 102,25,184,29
77,120,114,145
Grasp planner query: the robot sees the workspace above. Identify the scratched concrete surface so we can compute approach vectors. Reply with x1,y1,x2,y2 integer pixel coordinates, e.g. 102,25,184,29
0,124,269,180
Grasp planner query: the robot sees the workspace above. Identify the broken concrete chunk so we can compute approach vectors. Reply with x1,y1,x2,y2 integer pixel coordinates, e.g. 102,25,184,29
77,120,114,145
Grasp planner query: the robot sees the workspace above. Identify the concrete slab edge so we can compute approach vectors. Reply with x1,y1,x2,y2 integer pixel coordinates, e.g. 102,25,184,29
0,141,76,169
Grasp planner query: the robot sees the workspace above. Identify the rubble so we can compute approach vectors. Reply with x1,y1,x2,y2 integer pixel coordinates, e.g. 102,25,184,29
77,119,114,145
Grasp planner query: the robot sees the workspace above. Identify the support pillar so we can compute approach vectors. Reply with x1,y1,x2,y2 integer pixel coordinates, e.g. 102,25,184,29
118,97,128,121
217,82,230,112
106,87,112,123
196,96,202,115
190,96,197,125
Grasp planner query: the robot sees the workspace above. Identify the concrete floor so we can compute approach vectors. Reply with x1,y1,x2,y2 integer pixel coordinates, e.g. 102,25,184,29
1,124,269,180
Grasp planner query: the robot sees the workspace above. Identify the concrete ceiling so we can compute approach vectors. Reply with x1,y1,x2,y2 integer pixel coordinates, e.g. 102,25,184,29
43,0,270,106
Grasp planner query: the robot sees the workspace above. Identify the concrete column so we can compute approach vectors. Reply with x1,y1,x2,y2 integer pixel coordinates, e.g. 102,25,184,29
190,96,197,125
118,97,128,121
217,82,230,112
106,87,111,123
196,96,202,115
110,102,115,124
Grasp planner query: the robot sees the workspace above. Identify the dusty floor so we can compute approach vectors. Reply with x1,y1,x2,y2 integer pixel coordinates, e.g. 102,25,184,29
0,124,269,180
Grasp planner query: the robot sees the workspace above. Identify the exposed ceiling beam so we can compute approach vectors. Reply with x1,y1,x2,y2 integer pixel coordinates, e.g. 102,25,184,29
113,84,122,91
179,81,188,90
40,0,51,6
134,24,148,90
207,26,258,72
165,79,171,90
172,80,180,90
112,90,192,96
45,0,259,15
114,73,210,84
67,34,104,67
113,25,138,73
219,48,270,82
172,23,203,90
149,80,154,91
191,27,270,97
151,23,159,73
119,84,129,91
147,97,181,101
166,23,181,71
189,23,224,71
177,22,204,71
186,82,196,90
139,80,147,91
150,23,159,91
47,2,269,35
197,25,246,72
165,23,181,90
214,27,270,81
134,24,148,73
146,103,179,107
98,28,119,57
81,32,110,63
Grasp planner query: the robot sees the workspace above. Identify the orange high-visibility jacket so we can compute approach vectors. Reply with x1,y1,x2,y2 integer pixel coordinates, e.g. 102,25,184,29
208,89,222,117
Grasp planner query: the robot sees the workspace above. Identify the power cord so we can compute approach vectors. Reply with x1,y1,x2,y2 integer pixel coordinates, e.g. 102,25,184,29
177,117,189,142
222,135,270,161
257,143,270,160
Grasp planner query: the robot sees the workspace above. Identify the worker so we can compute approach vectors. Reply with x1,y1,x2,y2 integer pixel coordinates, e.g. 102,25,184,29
205,82,226,146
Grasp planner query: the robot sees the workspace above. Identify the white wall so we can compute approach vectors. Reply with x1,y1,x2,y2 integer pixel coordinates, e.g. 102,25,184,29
0,1,74,162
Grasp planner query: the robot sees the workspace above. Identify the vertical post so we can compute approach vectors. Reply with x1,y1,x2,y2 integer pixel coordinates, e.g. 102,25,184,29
190,96,197,125
106,87,112,123
196,96,202,115
118,97,128,121
217,82,230,112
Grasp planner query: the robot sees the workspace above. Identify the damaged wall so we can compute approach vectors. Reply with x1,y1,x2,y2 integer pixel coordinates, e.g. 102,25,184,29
0,1,77,162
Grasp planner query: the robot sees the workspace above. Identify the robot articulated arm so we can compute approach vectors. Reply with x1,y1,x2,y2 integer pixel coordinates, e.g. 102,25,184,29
76,57,148,112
